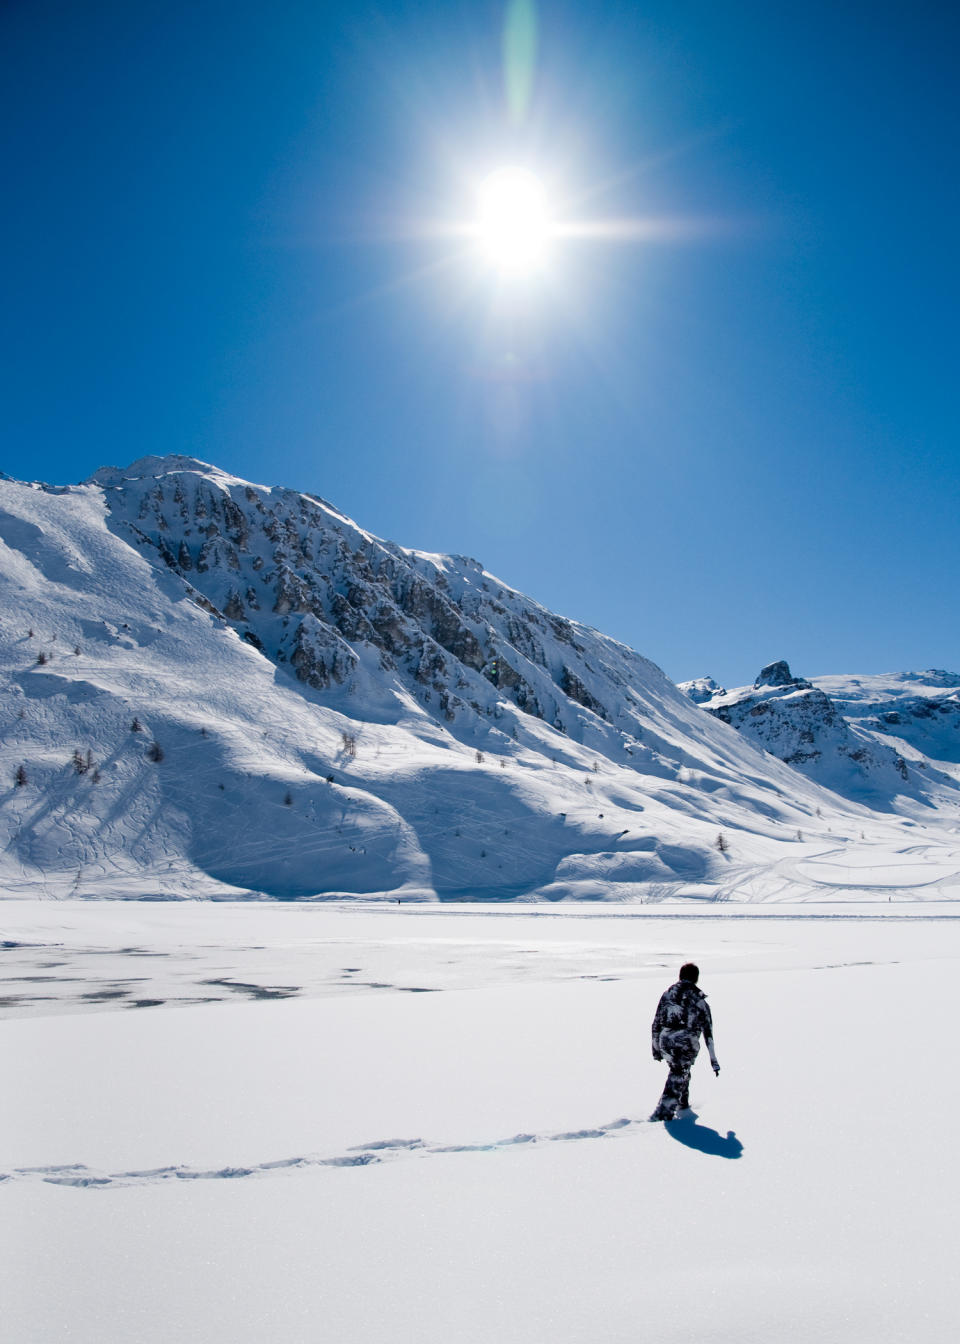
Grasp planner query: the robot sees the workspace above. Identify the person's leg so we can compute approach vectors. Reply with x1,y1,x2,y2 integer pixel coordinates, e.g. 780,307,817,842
651,1048,693,1120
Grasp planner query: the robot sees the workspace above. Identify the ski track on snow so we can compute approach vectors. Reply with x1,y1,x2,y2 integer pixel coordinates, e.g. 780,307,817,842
3,1114,658,1190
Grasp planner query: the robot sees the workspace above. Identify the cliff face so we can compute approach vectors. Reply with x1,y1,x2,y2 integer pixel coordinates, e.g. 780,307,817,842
89,456,729,768
681,661,958,800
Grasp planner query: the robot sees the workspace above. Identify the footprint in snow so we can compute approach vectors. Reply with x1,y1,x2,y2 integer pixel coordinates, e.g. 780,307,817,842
7,1112,711,1190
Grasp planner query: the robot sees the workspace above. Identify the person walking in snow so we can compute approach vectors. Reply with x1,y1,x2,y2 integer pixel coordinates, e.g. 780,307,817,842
650,963,719,1121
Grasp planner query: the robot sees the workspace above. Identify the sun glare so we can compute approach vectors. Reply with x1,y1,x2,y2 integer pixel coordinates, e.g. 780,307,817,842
475,167,553,274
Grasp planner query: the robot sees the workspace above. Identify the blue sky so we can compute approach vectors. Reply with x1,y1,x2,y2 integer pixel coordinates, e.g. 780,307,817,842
2,0,958,688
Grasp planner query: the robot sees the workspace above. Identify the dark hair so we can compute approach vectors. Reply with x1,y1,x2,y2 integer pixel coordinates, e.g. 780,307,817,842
679,963,699,983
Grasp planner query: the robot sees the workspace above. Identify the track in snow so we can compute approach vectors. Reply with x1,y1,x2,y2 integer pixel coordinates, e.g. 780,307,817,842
1,1110,744,1189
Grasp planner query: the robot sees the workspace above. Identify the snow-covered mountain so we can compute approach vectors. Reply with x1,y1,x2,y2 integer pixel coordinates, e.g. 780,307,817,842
682,660,960,803
811,671,960,766
676,675,726,705
3,457,960,901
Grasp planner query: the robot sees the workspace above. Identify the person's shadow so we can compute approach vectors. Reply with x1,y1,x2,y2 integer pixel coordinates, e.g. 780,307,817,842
664,1111,743,1159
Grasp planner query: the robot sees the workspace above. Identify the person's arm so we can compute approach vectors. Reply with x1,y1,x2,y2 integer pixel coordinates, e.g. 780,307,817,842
651,993,666,1060
702,999,720,1074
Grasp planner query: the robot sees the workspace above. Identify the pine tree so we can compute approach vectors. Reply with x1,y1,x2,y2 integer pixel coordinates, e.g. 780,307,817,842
14,764,27,787
36,651,47,666
72,748,86,774
130,717,143,732
716,832,729,853
146,741,164,763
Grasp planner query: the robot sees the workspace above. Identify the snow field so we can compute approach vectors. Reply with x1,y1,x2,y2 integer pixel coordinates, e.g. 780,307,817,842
3,907,959,1342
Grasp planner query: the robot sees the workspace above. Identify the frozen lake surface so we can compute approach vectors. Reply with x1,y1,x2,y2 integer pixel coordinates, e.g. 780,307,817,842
3,902,959,1342
3,898,959,1019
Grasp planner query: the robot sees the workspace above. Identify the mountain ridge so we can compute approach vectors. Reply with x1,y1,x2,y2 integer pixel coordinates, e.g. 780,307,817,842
681,662,960,801
2,456,959,902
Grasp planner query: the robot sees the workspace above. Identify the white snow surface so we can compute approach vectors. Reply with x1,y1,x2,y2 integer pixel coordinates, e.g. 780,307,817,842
3,902,959,1342
812,670,960,766
2,457,960,902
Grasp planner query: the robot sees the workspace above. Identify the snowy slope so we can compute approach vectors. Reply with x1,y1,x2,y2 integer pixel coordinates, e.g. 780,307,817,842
683,659,960,811
811,670,960,767
2,459,959,901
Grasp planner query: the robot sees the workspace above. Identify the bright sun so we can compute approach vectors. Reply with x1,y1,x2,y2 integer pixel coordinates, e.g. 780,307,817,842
475,167,553,274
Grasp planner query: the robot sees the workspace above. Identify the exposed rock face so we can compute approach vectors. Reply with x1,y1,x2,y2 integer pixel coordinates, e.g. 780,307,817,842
694,662,911,795
290,616,357,690
88,457,674,755
559,666,609,721
754,660,810,690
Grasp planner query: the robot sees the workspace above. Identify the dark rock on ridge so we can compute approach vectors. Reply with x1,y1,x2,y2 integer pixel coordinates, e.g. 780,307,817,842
754,660,811,690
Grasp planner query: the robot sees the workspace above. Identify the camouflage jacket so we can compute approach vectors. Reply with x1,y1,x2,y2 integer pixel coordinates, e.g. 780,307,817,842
652,981,717,1061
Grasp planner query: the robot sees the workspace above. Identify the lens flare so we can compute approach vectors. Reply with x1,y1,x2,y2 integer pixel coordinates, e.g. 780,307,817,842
503,0,538,125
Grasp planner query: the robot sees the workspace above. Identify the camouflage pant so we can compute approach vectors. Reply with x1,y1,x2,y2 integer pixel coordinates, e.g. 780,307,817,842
652,1031,699,1120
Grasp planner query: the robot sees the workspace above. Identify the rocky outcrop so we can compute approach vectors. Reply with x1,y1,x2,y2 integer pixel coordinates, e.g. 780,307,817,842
559,666,609,721
754,660,811,690
695,662,910,794
93,457,655,755
290,616,357,689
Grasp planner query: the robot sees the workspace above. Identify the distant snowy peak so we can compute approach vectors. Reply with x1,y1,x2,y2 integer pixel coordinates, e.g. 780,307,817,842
686,659,960,794
811,670,960,766
677,675,726,704
87,455,225,486
691,662,911,797
813,669,960,703
906,669,960,689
